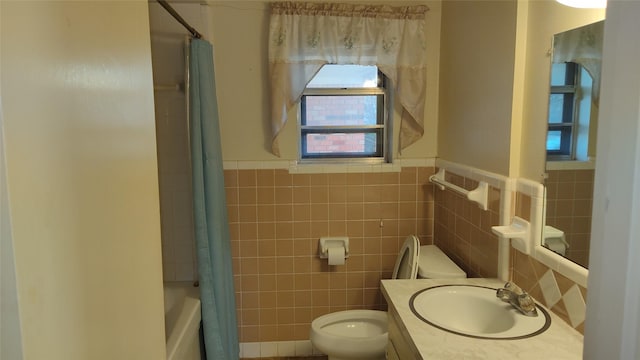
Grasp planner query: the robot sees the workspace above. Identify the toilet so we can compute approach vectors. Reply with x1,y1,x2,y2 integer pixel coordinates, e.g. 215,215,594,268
310,235,466,360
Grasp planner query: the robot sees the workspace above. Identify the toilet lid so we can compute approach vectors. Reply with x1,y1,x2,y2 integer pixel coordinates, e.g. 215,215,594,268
392,235,420,279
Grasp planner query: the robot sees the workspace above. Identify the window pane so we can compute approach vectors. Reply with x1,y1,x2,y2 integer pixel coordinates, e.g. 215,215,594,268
547,127,573,156
550,63,577,86
304,133,378,155
550,64,567,86
547,130,562,151
548,93,574,124
303,95,379,126
307,65,379,88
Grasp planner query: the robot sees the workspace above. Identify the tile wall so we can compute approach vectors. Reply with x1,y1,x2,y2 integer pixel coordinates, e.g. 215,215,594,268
225,167,437,344
512,193,587,334
153,64,198,282
433,171,502,278
149,12,199,282
545,169,594,268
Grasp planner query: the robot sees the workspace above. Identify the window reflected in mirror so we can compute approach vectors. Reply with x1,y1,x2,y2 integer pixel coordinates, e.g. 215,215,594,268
547,62,593,160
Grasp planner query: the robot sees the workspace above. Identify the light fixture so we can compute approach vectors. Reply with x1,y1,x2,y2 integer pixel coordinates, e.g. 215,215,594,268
556,0,607,8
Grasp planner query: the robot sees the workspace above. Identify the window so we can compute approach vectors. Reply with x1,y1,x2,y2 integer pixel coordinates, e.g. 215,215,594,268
547,62,593,160
299,64,389,162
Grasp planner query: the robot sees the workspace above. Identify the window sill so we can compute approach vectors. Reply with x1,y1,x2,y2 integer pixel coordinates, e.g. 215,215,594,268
545,159,595,171
222,159,436,173
289,161,400,174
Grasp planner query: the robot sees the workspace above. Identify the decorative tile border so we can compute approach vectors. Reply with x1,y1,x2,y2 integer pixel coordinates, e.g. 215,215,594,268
511,246,587,333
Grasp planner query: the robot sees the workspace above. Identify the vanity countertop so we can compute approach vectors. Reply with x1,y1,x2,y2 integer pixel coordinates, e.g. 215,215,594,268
381,278,583,360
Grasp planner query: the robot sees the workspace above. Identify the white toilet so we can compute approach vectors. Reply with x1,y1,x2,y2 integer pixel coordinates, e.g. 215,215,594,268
310,235,466,360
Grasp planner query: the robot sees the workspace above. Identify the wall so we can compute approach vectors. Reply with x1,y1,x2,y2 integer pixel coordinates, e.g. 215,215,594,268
208,0,441,162
584,1,640,357
1,83,24,358
226,165,436,348
545,169,593,268
1,1,166,359
438,0,518,176
517,1,605,182
148,2,207,282
433,171,501,278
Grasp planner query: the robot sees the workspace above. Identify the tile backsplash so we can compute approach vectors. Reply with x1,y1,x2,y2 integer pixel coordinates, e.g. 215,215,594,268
512,191,587,334
511,248,587,334
226,167,437,343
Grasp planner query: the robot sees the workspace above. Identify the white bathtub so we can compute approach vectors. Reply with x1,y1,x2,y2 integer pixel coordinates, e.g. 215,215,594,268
164,282,202,360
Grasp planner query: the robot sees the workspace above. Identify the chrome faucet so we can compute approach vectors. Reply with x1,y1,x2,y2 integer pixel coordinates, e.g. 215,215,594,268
496,282,538,317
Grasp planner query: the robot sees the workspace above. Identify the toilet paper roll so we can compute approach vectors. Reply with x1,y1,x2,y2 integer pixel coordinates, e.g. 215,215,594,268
545,238,567,256
327,247,345,265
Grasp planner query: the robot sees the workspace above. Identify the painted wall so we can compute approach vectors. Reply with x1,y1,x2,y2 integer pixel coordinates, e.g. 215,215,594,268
208,1,441,162
438,0,518,176
518,1,605,182
1,79,24,359
1,1,166,359
585,1,640,357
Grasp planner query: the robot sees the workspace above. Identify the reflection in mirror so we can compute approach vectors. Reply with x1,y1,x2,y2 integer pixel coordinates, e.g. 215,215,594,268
543,20,604,269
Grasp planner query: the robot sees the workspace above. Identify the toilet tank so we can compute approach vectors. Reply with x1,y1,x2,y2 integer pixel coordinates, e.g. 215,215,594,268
417,245,466,279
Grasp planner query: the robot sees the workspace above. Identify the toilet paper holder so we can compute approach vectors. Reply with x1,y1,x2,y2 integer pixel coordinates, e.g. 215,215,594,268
318,237,350,259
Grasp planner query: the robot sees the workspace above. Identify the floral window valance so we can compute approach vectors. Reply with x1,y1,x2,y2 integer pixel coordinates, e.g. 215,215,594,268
268,1,429,157
553,20,604,103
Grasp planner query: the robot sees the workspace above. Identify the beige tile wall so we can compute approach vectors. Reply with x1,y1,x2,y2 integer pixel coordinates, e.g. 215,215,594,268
545,169,594,268
433,171,502,278
150,17,198,282
512,193,587,334
226,167,437,343
154,89,198,282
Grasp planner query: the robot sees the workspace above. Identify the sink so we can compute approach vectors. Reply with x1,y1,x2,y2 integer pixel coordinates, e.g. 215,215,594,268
409,285,551,340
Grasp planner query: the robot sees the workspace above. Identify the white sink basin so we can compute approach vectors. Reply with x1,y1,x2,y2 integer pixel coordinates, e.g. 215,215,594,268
409,285,550,339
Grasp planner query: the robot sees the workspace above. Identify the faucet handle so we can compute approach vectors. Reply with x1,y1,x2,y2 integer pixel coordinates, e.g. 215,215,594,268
503,281,524,295
518,293,536,312
517,293,538,316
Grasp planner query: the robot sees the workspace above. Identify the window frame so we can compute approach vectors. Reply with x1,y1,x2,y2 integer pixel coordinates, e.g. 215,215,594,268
547,62,582,161
298,67,390,164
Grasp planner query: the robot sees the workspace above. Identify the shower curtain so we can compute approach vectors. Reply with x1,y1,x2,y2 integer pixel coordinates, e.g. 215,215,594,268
189,38,239,360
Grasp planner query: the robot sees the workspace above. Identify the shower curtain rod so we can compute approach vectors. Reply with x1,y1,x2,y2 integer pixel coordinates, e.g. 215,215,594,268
155,0,203,39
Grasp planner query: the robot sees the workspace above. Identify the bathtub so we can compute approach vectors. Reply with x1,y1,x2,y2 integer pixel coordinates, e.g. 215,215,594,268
164,282,202,360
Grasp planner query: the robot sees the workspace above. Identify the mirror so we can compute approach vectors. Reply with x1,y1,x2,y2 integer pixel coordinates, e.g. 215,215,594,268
543,20,605,269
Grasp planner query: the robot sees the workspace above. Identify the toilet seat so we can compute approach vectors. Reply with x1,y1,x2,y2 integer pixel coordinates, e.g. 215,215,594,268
391,235,420,279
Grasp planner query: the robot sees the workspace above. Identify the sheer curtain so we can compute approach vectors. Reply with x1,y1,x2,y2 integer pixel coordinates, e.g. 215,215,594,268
553,20,604,103
268,1,429,156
